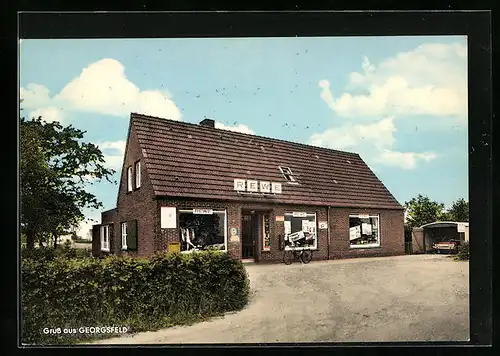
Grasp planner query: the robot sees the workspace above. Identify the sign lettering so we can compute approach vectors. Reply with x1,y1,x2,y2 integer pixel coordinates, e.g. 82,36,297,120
259,181,271,193
349,226,361,240
271,182,282,194
292,212,307,218
193,208,213,215
234,179,246,191
247,180,259,192
233,179,282,194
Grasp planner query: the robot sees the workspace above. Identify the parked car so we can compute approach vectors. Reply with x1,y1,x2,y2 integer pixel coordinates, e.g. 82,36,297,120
432,239,462,254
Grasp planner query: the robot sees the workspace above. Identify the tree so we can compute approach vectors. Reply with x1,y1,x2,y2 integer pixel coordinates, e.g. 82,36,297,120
404,194,446,228
20,117,116,249
447,198,469,222
437,210,453,222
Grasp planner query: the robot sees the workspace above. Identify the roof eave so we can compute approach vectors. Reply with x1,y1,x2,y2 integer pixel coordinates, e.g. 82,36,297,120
153,193,404,210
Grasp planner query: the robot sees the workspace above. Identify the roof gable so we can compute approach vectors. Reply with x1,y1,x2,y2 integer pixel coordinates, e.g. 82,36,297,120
131,113,403,209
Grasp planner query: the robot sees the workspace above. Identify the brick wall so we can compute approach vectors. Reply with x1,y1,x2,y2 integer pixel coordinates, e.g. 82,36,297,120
259,204,328,263
101,209,116,224
157,199,329,262
109,195,406,262
96,187,404,262
329,207,405,259
115,125,157,257
92,124,157,258
155,199,232,255
92,123,404,262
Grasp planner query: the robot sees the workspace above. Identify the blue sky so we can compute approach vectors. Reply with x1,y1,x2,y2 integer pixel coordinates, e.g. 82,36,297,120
19,36,468,237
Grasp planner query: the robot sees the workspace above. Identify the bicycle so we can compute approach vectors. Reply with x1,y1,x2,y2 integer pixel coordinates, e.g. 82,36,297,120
283,248,313,265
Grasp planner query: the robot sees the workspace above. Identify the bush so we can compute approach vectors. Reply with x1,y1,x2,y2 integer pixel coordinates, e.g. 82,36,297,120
21,250,250,345
456,241,469,260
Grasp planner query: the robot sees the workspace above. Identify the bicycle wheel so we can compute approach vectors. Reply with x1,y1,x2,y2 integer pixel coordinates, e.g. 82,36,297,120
283,250,294,265
300,250,312,264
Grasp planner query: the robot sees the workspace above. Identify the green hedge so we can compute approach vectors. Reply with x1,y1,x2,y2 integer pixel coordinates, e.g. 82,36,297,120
456,241,469,260
21,250,250,345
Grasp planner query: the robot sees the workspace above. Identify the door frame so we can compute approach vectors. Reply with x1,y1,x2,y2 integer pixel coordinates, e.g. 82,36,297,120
241,209,273,262
241,211,258,261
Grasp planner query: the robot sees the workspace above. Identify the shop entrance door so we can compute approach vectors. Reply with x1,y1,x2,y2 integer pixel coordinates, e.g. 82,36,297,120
241,213,257,260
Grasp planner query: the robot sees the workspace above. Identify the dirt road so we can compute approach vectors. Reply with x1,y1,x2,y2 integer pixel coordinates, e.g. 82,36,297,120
91,254,469,344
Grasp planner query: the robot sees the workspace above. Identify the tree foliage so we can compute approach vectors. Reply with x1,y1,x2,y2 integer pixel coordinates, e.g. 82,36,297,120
405,194,469,229
20,117,116,249
448,198,469,222
404,194,446,228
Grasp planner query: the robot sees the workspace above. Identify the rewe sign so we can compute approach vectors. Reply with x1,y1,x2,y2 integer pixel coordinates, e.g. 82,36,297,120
234,179,282,194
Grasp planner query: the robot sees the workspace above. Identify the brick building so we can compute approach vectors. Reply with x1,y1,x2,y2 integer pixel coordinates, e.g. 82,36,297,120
92,113,405,262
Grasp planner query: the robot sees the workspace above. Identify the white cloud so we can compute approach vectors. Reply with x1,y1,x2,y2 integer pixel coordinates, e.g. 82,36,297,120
29,106,65,123
215,121,255,135
318,80,336,112
312,42,464,170
310,117,396,151
20,83,52,109
97,140,126,170
20,58,182,121
310,117,437,170
320,42,467,119
374,149,437,170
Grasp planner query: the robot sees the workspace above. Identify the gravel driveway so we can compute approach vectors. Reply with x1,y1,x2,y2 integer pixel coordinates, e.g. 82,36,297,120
92,254,469,344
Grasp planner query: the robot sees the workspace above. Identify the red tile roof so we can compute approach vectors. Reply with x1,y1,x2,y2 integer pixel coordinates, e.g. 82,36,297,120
131,113,403,210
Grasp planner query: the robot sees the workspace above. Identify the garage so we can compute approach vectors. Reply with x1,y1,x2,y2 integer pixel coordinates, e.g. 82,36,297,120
412,221,469,254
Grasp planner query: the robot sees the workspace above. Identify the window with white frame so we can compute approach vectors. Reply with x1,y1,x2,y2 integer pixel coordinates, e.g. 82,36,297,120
135,161,141,189
349,214,380,248
284,212,317,250
100,225,110,251
121,222,128,250
178,209,227,252
127,166,133,192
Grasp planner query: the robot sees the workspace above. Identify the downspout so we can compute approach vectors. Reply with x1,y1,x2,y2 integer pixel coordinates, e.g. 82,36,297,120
327,206,331,260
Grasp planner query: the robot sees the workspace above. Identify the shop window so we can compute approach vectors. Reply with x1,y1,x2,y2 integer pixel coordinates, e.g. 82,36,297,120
179,209,227,252
100,225,110,252
262,214,271,251
349,214,380,248
284,212,317,250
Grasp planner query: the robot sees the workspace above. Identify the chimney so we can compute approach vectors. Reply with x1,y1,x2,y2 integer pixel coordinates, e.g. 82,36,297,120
200,118,215,128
